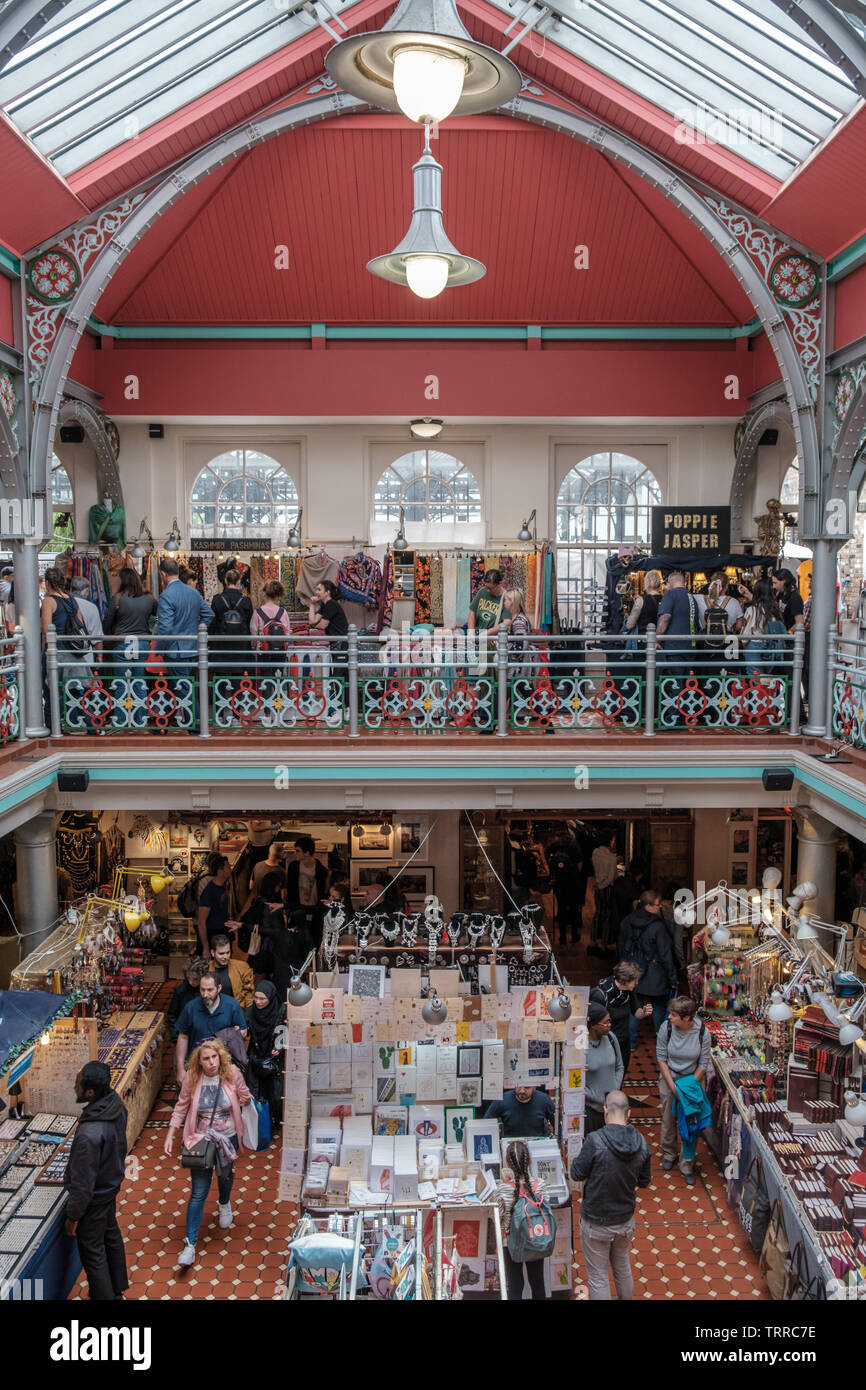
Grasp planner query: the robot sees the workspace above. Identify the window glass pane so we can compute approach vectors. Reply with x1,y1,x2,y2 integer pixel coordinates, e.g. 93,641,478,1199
244,479,269,505
374,451,481,526
51,459,74,506
208,451,243,479
221,478,244,503
191,469,218,503
191,452,298,539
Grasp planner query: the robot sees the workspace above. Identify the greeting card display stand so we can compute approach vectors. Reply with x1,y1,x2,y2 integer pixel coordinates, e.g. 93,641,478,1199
279,966,587,1298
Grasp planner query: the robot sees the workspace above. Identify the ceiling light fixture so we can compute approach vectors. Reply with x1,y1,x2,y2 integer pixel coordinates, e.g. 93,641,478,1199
325,0,520,123
410,418,444,439
367,125,485,299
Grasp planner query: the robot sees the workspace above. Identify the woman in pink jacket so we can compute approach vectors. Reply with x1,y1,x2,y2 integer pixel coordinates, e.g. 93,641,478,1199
164,1038,251,1267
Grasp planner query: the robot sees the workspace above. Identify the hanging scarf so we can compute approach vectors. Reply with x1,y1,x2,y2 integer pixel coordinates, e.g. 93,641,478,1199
378,553,395,631
455,557,471,626
429,555,443,625
469,555,485,599
442,556,458,629
414,554,431,624
244,979,282,1047
280,555,296,610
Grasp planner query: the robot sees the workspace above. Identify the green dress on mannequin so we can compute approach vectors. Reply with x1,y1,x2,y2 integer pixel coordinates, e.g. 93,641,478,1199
88,498,126,546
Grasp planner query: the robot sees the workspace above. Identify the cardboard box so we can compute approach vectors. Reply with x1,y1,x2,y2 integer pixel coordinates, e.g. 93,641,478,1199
393,1134,419,1202
328,1166,350,1201
370,1135,395,1192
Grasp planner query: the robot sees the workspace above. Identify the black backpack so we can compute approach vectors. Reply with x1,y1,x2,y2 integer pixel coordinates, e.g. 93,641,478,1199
218,591,246,634
704,598,730,647
256,605,286,652
663,1018,707,1047
54,594,90,656
178,871,208,919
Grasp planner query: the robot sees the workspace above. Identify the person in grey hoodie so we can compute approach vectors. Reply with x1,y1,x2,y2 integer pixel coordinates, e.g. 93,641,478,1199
656,995,711,1185
571,1090,651,1300
584,1001,624,1135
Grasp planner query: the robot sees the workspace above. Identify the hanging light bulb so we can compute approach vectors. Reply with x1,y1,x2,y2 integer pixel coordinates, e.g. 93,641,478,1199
767,990,792,1022
325,0,520,122
547,991,572,1022
367,126,485,299
844,1091,866,1124
422,992,448,1025
287,507,303,549
839,1019,864,1046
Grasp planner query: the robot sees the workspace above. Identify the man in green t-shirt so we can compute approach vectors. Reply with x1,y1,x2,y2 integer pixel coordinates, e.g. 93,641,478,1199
467,569,506,633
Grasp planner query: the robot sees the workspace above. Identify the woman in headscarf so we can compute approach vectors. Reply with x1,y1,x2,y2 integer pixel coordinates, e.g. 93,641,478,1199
244,981,286,1130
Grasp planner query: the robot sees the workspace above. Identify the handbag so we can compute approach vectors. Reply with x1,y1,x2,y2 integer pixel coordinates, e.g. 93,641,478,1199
241,1099,259,1151
784,1241,825,1302
737,1155,770,1255
247,923,262,958
145,640,167,678
181,1084,220,1170
759,1198,790,1300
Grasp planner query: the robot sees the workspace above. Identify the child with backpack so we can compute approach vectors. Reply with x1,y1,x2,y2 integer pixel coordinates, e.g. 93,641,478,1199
251,579,291,674
496,1140,555,1299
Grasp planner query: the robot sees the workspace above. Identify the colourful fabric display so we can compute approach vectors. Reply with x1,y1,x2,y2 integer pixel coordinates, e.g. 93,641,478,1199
456,557,471,627
378,553,395,631
414,554,431,624
442,556,458,629
540,545,554,630
526,552,539,623
338,552,382,607
202,557,220,602
279,555,295,610
429,555,443,625
512,552,527,597
248,555,265,602
470,555,484,598
295,553,339,606
263,556,281,585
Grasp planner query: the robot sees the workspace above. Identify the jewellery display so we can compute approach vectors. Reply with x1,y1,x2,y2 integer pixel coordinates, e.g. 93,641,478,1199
401,913,420,949
518,916,535,963
448,912,467,945
489,915,506,952
467,912,487,950
378,913,402,945
322,903,345,970
354,912,374,951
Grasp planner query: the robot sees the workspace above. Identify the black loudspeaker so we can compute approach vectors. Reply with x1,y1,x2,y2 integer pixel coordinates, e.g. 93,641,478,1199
148,423,164,438
57,770,89,792
762,769,794,791
758,428,779,446
59,425,84,443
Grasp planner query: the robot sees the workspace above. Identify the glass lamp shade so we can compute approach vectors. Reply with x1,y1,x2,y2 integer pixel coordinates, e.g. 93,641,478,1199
844,1092,866,1124
392,45,466,122
796,917,819,941
405,254,450,299
839,1021,864,1046
767,991,792,1022
711,926,731,947
410,418,443,439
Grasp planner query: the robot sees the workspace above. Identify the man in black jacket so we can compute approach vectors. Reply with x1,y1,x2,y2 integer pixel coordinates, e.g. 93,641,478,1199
570,1090,651,1300
166,955,207,1041
617,889,677,1036
64,1061,129,1301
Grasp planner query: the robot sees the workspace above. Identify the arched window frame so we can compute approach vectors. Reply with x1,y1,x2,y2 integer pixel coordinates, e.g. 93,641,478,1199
189,449,299,544
373,449,482,527
555,451,662,630
41,455,74,550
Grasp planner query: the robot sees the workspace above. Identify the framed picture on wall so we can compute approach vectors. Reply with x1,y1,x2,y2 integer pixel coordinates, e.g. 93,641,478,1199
730,860,750,887
395,819,430,862
169,824,188,849
190,850,208,876
730,826,753,858
351,826,395,859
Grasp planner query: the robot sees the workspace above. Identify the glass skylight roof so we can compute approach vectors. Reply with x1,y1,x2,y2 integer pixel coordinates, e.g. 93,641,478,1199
0,0,860,180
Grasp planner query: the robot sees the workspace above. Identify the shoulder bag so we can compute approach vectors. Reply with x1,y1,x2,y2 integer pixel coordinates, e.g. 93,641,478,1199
737,1154,771,1254
759,1198,790,1300
784,1240,826,1302
181,1084,221,1170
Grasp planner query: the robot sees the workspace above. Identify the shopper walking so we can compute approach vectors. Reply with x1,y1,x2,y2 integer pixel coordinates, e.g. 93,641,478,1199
196,853,243,953
166,955,208,1041
208,933,255,1010
623,568,662,636
245,981,287,1130
153,557,213,725
249,839,286,898
285,836,328,946
570,1090,651,1301
655,569,697,691
209,568,254,699
771,567,805,632
548,823,585,945
496,1140,551,1300
41,567,94,720
164,1039,251,1267
174,973,247,1080
656,996,712,1186
618,889,676,1035
104,566,157,680
63,1061,129,1301
584,1002,624,1135
590,963,652,1077
588,831,618,957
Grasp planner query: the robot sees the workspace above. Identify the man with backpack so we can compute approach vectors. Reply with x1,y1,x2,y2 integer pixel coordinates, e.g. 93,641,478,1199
656,996,712,1186
617,889,677,1036
570,1090,651,1300
209,568,253,700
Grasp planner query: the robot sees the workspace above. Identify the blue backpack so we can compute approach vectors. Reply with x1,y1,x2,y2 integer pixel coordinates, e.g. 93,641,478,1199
506,1186,556,1262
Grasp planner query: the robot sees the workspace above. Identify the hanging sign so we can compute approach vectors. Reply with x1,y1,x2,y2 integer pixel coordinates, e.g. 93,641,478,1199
189,537,272,552
651,506,730,555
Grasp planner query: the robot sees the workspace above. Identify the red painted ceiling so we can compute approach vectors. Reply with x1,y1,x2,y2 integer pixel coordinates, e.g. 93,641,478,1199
0,112,87,254
762,105,866,260
96,116,755,326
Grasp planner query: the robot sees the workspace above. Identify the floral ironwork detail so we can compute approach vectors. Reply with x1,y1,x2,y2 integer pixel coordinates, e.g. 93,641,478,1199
658,671,788,730
362,675,493,731
0,369,16,421
831,360,866,453
509,672,643,730
0,676,20,744
62,672,196,732
212,671,344,729
705,198,822,401
768,252,819,308
833,674,865,747
26,193,146,387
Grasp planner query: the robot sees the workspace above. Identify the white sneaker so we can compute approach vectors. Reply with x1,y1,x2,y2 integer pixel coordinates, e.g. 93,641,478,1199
178,1242,196,1267
218,1202,233,1229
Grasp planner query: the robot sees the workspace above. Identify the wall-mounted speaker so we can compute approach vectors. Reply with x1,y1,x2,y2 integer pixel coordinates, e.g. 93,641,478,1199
148,424,164,439
762,769,794,791
59,426,84,443
57,770,89,792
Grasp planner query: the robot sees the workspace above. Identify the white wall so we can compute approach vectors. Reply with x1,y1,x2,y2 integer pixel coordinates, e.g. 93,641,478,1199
58,418,739,550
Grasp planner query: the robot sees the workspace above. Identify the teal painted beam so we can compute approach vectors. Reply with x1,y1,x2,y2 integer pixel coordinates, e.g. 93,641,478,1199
0,246,21,280
85,318,760,342
828,234,866,283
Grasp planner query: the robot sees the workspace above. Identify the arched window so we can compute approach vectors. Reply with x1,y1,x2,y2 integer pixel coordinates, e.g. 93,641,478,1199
190,450,298,543
41,455,74,551
374,450,481,525
556,452,661,629
780,460,799,508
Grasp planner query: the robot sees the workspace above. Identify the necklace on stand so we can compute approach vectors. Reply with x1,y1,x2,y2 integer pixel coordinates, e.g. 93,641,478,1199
467,912,487,950
489,915,506,952
354,912,373,951
322,904,345,970
518,914,535,963
401,913,420,949
449,913,467,946
379,913,401,945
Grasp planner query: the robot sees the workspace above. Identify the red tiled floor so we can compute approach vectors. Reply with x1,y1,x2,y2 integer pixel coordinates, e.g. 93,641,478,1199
69,923,768,1301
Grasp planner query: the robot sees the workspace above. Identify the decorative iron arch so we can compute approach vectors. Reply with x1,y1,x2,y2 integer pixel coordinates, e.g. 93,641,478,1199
27,86,820,533
57,397,122,508
0,399,25,500
828,369,866,524
730,398,795,541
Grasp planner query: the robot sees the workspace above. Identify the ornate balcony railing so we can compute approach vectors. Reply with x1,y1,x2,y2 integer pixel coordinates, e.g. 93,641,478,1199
830,634,866,750
0,628,22,745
